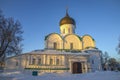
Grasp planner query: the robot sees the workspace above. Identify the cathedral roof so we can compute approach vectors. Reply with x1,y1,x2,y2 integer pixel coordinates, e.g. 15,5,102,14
59,10,76,26
29,50,90,55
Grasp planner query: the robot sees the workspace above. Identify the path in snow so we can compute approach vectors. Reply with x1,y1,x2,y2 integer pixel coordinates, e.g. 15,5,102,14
0,71,120,80
0,76,14,80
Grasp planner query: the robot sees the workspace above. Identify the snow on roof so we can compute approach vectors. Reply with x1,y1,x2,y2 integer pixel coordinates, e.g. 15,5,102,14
28,50,90,56
6,49,100,59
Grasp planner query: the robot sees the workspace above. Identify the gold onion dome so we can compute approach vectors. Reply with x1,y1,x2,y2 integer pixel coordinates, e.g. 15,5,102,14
59,10,76,26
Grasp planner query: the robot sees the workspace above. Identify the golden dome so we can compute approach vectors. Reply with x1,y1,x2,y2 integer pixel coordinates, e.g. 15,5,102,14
59,12,76,26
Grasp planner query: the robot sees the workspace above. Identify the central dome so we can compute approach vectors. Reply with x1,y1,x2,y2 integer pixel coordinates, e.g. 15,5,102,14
59,12,76,26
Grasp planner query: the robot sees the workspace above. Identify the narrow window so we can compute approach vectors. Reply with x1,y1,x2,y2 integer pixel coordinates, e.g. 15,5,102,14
53,42,57,49
68,28,70,33
50,59,53,65
56,59,59,65
32,58,36,65
70,43,73,50
63,29,65,34
38,58,41,65
92,60,94,64
16,61,18,66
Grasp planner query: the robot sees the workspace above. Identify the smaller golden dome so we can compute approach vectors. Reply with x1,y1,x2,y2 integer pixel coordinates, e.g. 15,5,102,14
59,12,76,26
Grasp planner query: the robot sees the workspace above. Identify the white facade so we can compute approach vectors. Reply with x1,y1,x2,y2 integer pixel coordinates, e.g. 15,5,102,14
60,24,75,36
5,49,102,73
5,11,102,74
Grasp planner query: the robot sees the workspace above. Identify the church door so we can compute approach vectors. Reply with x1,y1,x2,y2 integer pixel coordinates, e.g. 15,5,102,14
72,62,82,74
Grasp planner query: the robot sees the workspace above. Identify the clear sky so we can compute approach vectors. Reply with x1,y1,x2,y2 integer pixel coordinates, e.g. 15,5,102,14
0,0,120,59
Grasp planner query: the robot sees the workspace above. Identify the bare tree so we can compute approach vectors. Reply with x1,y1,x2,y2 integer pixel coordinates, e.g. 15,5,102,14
101,51,109,70
104,52,109,63
116,36,120,55
108,58,118,71
0,10,23,65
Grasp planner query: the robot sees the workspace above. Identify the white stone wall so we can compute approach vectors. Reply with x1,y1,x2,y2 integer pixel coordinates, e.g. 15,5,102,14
89,50,102,72
5,55,26,71
60,24,75,36
5,49,102,73
45,33,63,49
82,35,95,49
68,55,88,73
64,34,82,50
24,53,68,73
45,34,95,50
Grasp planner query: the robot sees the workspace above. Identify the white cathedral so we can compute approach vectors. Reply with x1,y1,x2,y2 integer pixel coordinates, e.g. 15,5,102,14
5,11,102,74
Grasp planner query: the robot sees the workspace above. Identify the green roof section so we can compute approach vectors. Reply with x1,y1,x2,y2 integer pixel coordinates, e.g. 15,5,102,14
82,34,95,42
64,34,82,41
44,33,63,40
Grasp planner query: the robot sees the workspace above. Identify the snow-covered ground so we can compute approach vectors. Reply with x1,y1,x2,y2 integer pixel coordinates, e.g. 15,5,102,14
0,71,120,80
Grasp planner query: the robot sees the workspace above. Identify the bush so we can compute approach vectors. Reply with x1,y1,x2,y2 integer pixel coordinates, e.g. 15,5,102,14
117,67,120,71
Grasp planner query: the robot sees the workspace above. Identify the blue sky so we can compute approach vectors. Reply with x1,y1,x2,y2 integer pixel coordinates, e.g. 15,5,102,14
0,0,120,59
